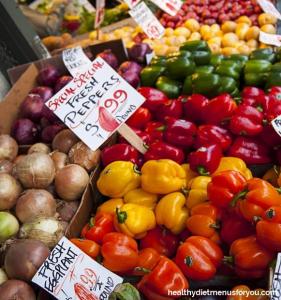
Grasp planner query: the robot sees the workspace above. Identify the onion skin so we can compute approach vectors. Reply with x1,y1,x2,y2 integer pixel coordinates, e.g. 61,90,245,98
41,124,64,143
118,61,142,75
96,49,119,69
128,43,153,64
11,119,39,145
16,189,56,223
55,164,89,201
52,129,79,153
0,173,22,210
120,71,140,88
55,75,73,93
0,160,13,174
15,153,55,189
37,65,60,87
0,280,36,300
0,268,7,285
50,151,69,171
69,142,101,172
4,239,50,281
20,94,45,122
0,212,19,242
57,200,79,222
30,86,53,102
0,135,18,161
28,143,51,154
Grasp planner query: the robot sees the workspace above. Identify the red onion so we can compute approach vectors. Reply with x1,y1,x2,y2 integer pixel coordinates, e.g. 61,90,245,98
128,43,153,64
118,61,142,75
120,71,140,88
42,105,60,123
41,124,64,143
96,49,119,69
37,65,60,87
20,94,45,122
0,280,36,300
55,76,73,93
11,119,39,145
30,86,53,102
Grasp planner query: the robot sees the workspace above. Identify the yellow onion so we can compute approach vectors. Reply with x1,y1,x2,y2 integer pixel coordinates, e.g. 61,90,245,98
19,217,64,248
0,173,22,210
68,142,101,172
55,164,89,201
0,135,18,161
15,189,56,223
28,143,50,154
15,153,55,188
50,151,69,171
0,212,19,242
0,280,36,300
0,268,7,285
0,160,13,174
52,129,79,153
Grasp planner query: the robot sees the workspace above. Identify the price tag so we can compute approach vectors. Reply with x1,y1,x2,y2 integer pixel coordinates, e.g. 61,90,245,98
95,0,105,29
45,57,145,152
32,237,123,300
257,0,281,20
129,2,165,39
259,31,281,46
150,0,182,16
272,116,281,137
271,253,281,299
63,47,92,77
146,51,155,65
123,0,141,9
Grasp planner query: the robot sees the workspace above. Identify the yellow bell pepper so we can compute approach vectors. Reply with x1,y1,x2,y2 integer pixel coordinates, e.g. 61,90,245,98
97,161,141,198
141,159,186,194
155,192,189,234
213,157,252,180
263,166,279,187
186,176,212,209
124,188,158,210
114,203,156,239
97,198,124,215
181,163,198,186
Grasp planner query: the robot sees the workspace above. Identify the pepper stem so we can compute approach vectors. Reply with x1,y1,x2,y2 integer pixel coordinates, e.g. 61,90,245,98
116,208,127,224
276,187,281,194
181,187,190,196
266,208,275,219
223,256,234,265
133,165,141,175
210,223,220,230
109,283,141,300
197,166,210,176
89,217,95,228
134,267,151,274
156,125,166,131
184,256,193,267
230,190,248,207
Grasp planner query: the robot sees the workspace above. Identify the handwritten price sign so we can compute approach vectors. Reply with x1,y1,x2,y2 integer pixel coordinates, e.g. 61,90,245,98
32,237,123,300
129,2,165,39
150,0,182,16
258,0,281,20
259,31,281,47
45,57,145,151
95,0,105,28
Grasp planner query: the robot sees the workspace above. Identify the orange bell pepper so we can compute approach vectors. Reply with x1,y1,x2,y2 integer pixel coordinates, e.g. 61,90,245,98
227,285,268,300
133,248,161,276
70,239,100,259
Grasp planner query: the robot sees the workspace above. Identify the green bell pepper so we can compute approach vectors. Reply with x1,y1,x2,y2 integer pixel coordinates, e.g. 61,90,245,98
140,66,166,86
210,54,225,67
195,65,215,74
167,50,192,59
156,76,182,98
180,40,210,52
215,60,243,80
217,76,238,95
192,73,220,97
266,72,281,89
244,72,269,87
166,56,196,80
192,50,211,65
225,54,248,67
244,60,272,74
150,56,167,67
249,48,277,63
182,75,193,95
271,62,281,73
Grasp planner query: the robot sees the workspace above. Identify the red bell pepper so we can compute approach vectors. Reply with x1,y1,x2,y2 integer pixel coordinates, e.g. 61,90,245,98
242,87,265,100
220,211,255,246
70,239,100,259
189,144,222,176
228,137,272,164
134,248,161,276
101,232,139,273
140,226,180,258
195,125,233,152
156,99,183,122
137,256,189,300
81,212,115,245
144,140,185,164
268,86,281,100
118,128,151,146
207,170,247,209
126,107,152,130
226,235,274,279
144,121,165,142
163,118,197,149
101,144,140,166
138,87,169,112
259,124,281,148
175,236,223,281
241,87,268,111
264,94,281,121
203,93,237,125
182,94,209,124
229,105,264,136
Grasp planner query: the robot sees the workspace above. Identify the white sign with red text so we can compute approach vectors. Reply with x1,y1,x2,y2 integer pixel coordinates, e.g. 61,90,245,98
150,0,182,16
45,57,145,151
258,0,281,20
129,2,165,39
259,31,281,47
272,116,281,137
95,0,105,28
32,237,123,300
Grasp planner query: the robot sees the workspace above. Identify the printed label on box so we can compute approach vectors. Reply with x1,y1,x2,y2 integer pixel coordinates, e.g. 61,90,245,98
258,0,281,20
259,31,281,47
150,0,182,16
129,2,165,39
32,237,123,300
45,57,145,151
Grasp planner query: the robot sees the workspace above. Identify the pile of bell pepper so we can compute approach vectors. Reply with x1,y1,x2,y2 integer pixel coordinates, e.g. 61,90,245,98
71,156,281,299
141,41,281,98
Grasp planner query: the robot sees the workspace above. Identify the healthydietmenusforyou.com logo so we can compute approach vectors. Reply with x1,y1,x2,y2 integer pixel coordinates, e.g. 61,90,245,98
168,289,275,298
